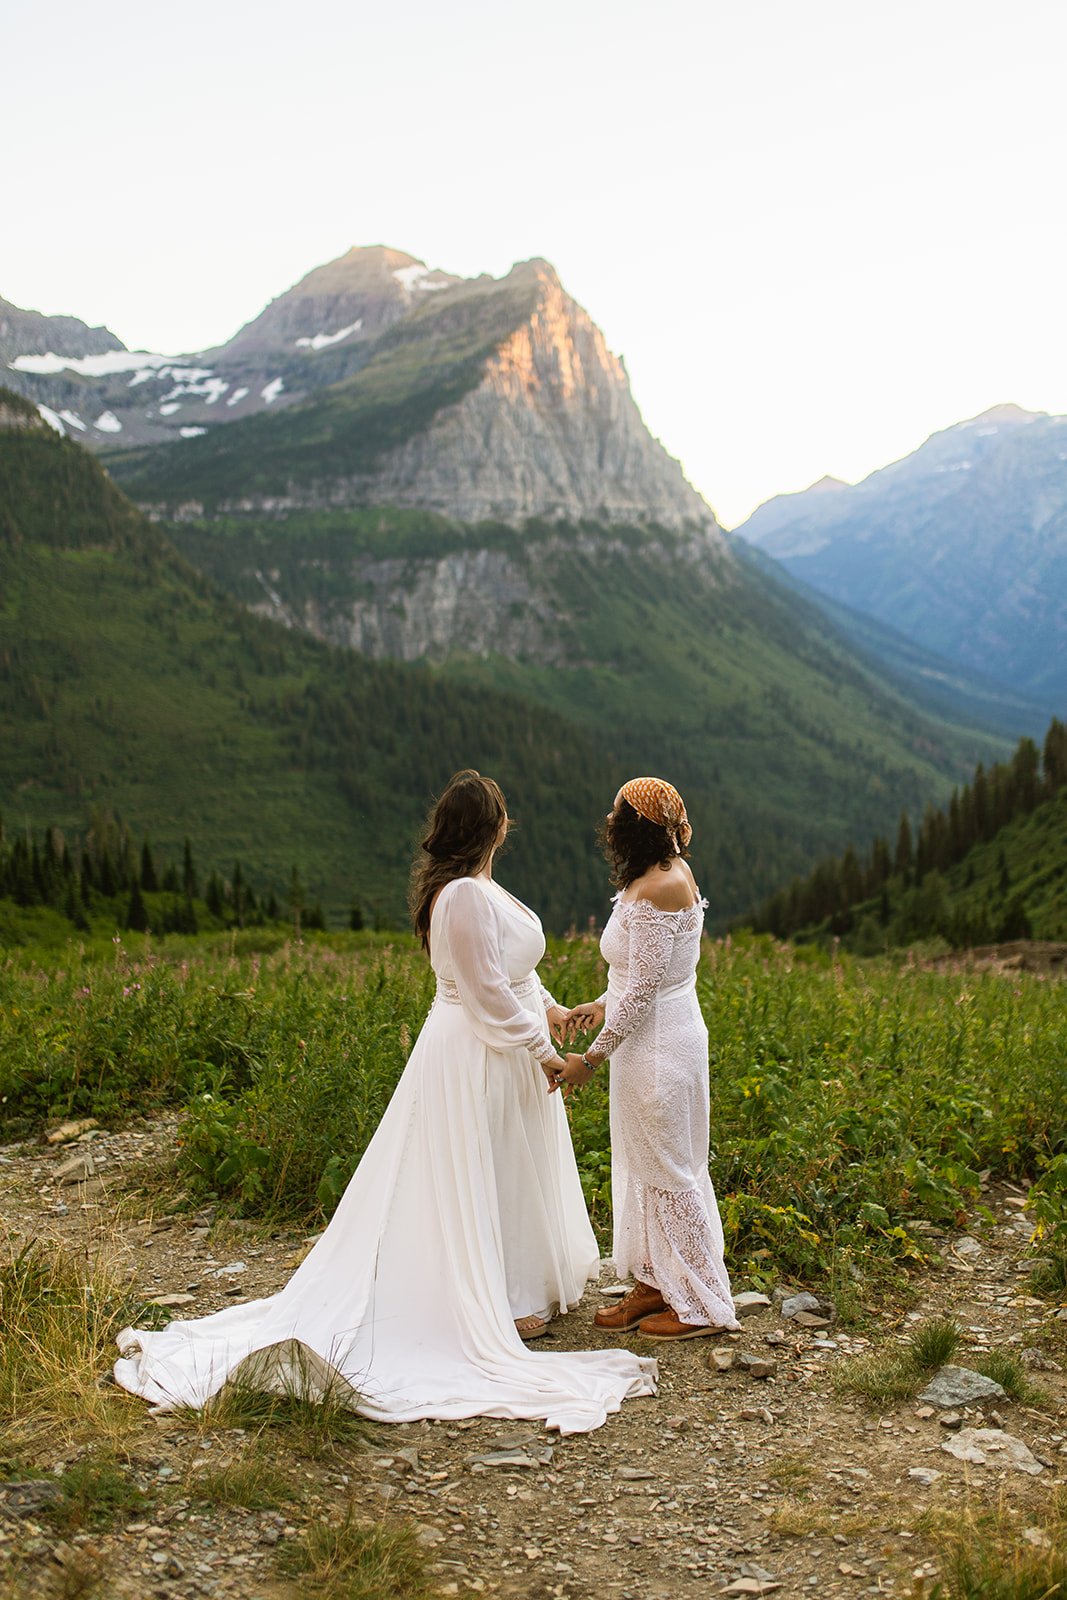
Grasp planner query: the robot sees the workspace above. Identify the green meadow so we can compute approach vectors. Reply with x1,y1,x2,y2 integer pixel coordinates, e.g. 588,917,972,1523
3,928,1064,1293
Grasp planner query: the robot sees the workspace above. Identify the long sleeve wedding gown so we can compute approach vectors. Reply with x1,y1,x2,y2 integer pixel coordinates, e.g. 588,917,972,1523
114,875,657,1434
595,893,737,1329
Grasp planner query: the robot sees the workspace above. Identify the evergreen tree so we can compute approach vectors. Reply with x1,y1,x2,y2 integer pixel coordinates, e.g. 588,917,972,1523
125,880,149,932
288,866,305,934
894,810,913,879
140,839,159,892
205,871,224,919
182,838,198,898
1042,717,1067,794
349,900,365,932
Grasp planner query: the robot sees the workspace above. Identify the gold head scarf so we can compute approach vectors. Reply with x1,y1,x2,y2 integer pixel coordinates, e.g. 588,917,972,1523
618,777,692,850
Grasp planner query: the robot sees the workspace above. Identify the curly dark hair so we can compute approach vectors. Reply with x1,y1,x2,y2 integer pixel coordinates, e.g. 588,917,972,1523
598,797,686,890
409,770,511,951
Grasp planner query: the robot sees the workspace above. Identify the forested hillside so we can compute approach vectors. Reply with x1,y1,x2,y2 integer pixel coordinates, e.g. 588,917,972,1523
750,719,1067,949
0,398,620,929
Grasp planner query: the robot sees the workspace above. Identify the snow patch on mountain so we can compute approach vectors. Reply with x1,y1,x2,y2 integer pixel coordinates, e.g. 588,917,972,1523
393,264,448,293
37,403,65,434
261,378,284,404
295,321,363,350
11,350,177,377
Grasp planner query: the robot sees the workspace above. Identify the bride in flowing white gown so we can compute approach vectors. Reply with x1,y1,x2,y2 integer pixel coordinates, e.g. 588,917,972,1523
114,771,657,1434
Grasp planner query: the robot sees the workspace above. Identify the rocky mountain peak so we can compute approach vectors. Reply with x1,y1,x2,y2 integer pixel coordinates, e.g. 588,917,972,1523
963,402,1042,429
0,296,125,364
206,244,461,361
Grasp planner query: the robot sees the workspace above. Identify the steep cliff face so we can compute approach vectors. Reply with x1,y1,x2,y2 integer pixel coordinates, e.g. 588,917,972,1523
246,523,730,665
340,265,711,529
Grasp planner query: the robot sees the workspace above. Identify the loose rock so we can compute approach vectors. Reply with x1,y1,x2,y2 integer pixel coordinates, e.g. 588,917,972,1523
733,1292,772,1318
737,1352,777,1379
918,1365,1007,1408
941,1427,1044,1474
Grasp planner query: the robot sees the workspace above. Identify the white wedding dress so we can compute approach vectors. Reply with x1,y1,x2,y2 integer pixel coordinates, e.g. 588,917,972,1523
596,893,738,1329
114,875,657,1434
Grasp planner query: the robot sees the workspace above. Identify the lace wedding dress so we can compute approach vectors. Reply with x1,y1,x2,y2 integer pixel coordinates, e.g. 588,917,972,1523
114,876,657,1434
596,894,738,1329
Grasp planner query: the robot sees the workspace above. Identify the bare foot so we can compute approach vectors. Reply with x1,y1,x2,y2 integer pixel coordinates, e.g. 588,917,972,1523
515,1314,548,1339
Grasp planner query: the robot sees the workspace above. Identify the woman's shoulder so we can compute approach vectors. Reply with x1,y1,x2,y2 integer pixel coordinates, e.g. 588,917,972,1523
625,861,699,913
431,875,488,921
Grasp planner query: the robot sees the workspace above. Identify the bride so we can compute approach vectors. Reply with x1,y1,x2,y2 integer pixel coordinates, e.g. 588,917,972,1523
115,770,657,1434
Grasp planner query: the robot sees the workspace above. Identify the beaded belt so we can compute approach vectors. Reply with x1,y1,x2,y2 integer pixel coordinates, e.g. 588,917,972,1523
435,971,541,1006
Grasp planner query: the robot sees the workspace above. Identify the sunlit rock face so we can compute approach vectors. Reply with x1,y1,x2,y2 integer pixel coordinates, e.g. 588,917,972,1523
311,263,717,531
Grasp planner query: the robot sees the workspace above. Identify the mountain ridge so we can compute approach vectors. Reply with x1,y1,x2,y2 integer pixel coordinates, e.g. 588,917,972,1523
735,403,1067,704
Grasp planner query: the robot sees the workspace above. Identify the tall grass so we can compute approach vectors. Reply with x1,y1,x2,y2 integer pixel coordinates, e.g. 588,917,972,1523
0,1241,150,1457
2,931,1065,1282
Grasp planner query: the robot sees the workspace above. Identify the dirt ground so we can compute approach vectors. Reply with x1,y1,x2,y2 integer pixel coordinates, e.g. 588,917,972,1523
2,1117,1065,1600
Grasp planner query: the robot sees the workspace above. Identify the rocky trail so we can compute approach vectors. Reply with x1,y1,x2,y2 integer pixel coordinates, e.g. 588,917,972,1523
2,1118,1065,1600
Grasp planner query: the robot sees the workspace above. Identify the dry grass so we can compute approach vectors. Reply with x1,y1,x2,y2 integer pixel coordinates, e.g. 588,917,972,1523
184,1344,369,1460
188,1454,301,1509
281,1506,433,1599
909,1490,1067,1598
767,1497,873,1537
0,1239,152,1458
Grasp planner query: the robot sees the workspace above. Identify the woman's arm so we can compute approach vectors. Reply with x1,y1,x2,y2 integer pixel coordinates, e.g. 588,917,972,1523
438,879,560,1065
583,900,676,1066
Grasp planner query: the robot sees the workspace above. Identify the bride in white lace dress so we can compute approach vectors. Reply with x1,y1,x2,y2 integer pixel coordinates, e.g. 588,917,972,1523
561,777,739,1341
114,771,656,1434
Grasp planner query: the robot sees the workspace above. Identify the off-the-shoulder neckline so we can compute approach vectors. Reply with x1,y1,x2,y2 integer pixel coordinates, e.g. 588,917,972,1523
611,891,708,917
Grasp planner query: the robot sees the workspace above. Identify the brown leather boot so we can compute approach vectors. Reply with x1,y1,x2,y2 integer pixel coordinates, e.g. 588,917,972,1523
636,1309,721,1340
594,1280,667,1332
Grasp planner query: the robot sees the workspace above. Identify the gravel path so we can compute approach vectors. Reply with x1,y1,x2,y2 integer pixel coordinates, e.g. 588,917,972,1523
2,1118,1065,1599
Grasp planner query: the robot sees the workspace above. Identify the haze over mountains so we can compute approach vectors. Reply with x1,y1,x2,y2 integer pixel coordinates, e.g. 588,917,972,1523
735,405,1067,709
0,245,1028,924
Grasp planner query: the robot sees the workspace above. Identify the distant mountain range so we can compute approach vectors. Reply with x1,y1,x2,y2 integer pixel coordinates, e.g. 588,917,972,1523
0,248,1027,925
734,405,1067,708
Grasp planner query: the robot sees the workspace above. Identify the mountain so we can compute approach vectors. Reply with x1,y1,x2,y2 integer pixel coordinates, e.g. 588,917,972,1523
0,388,623,930
0,294,123,364
4,247,710,529
1,247,1021,922
731,538,1053,742
734,405,1067,707
107,254,712,529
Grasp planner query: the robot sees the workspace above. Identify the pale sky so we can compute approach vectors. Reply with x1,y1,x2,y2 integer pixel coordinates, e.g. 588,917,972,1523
6,0,1067,525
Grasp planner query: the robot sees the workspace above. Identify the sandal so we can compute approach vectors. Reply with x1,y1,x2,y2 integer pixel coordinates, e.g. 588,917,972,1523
515,1314,548,1340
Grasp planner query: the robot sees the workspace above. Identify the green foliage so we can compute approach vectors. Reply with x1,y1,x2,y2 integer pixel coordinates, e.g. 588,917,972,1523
753,720,1067,946
971,1349,1048,1406
3,933,1064,1293
1027,1152,1067,1293
43,1455,151,1533
907,1316,962,1373
0,425,618,930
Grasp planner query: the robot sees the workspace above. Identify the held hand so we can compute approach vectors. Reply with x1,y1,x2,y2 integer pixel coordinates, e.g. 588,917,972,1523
540,1055,567,1093
564,1000,605,1039
561,1051,596,1088
545,1005,570,1046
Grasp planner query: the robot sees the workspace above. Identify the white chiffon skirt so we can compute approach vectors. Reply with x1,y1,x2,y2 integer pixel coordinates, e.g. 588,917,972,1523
115,995,657,1435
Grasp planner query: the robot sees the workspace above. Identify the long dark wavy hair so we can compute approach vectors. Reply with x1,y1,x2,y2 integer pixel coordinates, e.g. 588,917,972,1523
598,797,686,890
409,770,510,952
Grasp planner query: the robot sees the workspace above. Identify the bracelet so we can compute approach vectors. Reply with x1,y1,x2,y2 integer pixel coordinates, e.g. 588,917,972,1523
581,1053,600,1071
